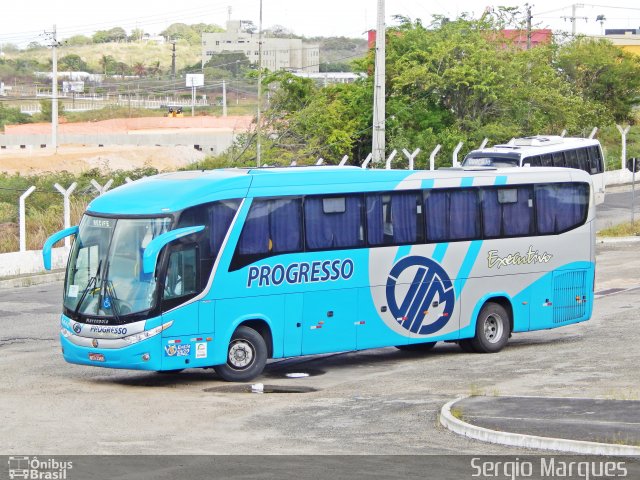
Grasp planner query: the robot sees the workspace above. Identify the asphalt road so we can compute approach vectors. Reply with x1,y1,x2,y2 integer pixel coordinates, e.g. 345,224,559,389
596,184,640,231
1,242,639,460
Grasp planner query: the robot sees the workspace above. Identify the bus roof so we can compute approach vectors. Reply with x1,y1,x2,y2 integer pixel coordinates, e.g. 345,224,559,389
86,165,589,216
465,136,601,159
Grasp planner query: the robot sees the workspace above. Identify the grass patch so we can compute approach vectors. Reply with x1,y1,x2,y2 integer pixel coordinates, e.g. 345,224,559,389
450,407,465,420
598,222,640,237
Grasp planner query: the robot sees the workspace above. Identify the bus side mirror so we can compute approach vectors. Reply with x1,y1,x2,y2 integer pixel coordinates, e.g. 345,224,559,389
42,226,79,270
142,225,205,274
627,158,640,173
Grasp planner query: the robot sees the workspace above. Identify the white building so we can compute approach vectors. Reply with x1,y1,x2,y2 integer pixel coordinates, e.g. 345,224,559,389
202,20,319,73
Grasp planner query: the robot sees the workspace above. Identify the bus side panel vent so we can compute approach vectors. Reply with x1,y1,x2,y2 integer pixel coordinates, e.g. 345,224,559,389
553,270,587,324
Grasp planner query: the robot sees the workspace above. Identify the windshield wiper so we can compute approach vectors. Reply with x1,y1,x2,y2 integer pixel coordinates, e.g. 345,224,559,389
73,259,103,317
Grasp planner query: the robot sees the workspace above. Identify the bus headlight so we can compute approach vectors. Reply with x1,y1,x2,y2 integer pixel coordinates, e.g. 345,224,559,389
122,321,173,345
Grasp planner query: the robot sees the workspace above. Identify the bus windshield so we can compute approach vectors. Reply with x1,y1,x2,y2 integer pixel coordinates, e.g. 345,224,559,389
64,215,172,318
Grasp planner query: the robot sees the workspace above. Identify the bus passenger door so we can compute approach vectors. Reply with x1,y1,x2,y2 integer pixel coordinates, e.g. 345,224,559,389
282,293,303,357
302,289,356,355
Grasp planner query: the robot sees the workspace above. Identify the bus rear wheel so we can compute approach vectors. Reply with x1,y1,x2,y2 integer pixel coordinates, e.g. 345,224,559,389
214,326,267,382
395,342,436,352
470,302,510,353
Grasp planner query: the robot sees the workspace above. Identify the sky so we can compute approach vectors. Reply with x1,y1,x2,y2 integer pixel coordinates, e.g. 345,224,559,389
1,0,639,48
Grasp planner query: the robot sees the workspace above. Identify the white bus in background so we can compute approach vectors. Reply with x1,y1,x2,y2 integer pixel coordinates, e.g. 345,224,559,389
462,136,606,204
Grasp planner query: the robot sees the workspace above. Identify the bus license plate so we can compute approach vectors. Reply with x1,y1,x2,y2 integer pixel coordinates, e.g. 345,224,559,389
89,353,105,362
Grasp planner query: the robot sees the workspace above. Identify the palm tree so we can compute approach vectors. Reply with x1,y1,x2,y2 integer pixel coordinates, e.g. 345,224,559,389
99,55,115,75
133,62,147,77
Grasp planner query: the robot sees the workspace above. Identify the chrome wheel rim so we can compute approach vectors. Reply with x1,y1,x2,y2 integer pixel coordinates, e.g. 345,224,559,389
483,314,504,343
228,340,255,370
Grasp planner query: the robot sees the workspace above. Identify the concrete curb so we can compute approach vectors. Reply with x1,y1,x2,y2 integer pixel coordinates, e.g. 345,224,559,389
439,396,640,456
596,236,640,244
0,271,65,290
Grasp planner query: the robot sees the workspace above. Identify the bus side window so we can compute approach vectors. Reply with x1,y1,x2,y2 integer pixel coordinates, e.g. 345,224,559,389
236,197,302,264
305,195,363,250
540,154,553,167
525,155,541,167
366,191,423,246
424,189,480,242
576,148,590,173
535,183,589,234
552,152,566,168
565,149,579,170
587,146,604,174
482,186,533,238
163,247,198,300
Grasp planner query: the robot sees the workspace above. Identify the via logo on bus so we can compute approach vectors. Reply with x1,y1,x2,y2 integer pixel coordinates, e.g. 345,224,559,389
385,256,455,335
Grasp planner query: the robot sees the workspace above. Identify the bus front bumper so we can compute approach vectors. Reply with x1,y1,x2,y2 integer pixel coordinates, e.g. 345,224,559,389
61,333,164,371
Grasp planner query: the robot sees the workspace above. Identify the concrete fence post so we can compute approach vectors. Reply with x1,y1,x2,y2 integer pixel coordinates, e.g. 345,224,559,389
617,125,631,171
429,145,442,171
385,150,397,170
402,148,420,170
560,130,567,137
19,186,36,252
361,153,373,169
54,182,77,248
479,138,489,149
589,127,598,139
90,179,113,195
315,158,324,166
452,142,463,167
338,155,349,166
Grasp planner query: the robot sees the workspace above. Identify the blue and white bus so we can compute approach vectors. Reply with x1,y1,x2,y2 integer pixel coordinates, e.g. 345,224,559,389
44,166,595,381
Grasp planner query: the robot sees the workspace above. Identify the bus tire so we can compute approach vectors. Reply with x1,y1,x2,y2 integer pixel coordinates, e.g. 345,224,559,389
214,326,267,382
395,342,436,352
470,302,510,353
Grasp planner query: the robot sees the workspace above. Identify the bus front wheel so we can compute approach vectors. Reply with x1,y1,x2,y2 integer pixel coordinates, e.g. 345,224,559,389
470,302,510,353
214,326,267,382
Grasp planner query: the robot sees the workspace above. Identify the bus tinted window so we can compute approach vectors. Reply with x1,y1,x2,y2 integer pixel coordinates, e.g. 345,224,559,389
565,149,579,170
237,198,302,257
366,191,423,246
536,183,589,234
587,146,604,174
552,152,566,168
305,195,364,250
424,189,480,242
482,186,534,237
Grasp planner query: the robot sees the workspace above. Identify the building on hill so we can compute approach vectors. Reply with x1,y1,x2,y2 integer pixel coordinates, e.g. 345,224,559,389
202,20,319,73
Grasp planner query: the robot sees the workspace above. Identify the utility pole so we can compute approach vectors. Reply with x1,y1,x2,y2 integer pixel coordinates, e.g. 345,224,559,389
371,0,386,164
256,0,263,167
222,79,227,117
562,4,587,36
45,25,60,151
171,39,176,78
525,4,532,50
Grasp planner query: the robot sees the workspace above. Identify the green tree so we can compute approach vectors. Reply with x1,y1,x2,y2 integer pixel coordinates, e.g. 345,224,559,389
99,55,115,75
65,35,92,46
59,54,89,72
557,37,640,123
0,104,32,130
38,99,64,122
205,51,251,76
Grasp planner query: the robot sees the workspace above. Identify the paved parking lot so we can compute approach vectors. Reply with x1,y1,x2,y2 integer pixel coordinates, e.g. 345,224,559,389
0,241,639,455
